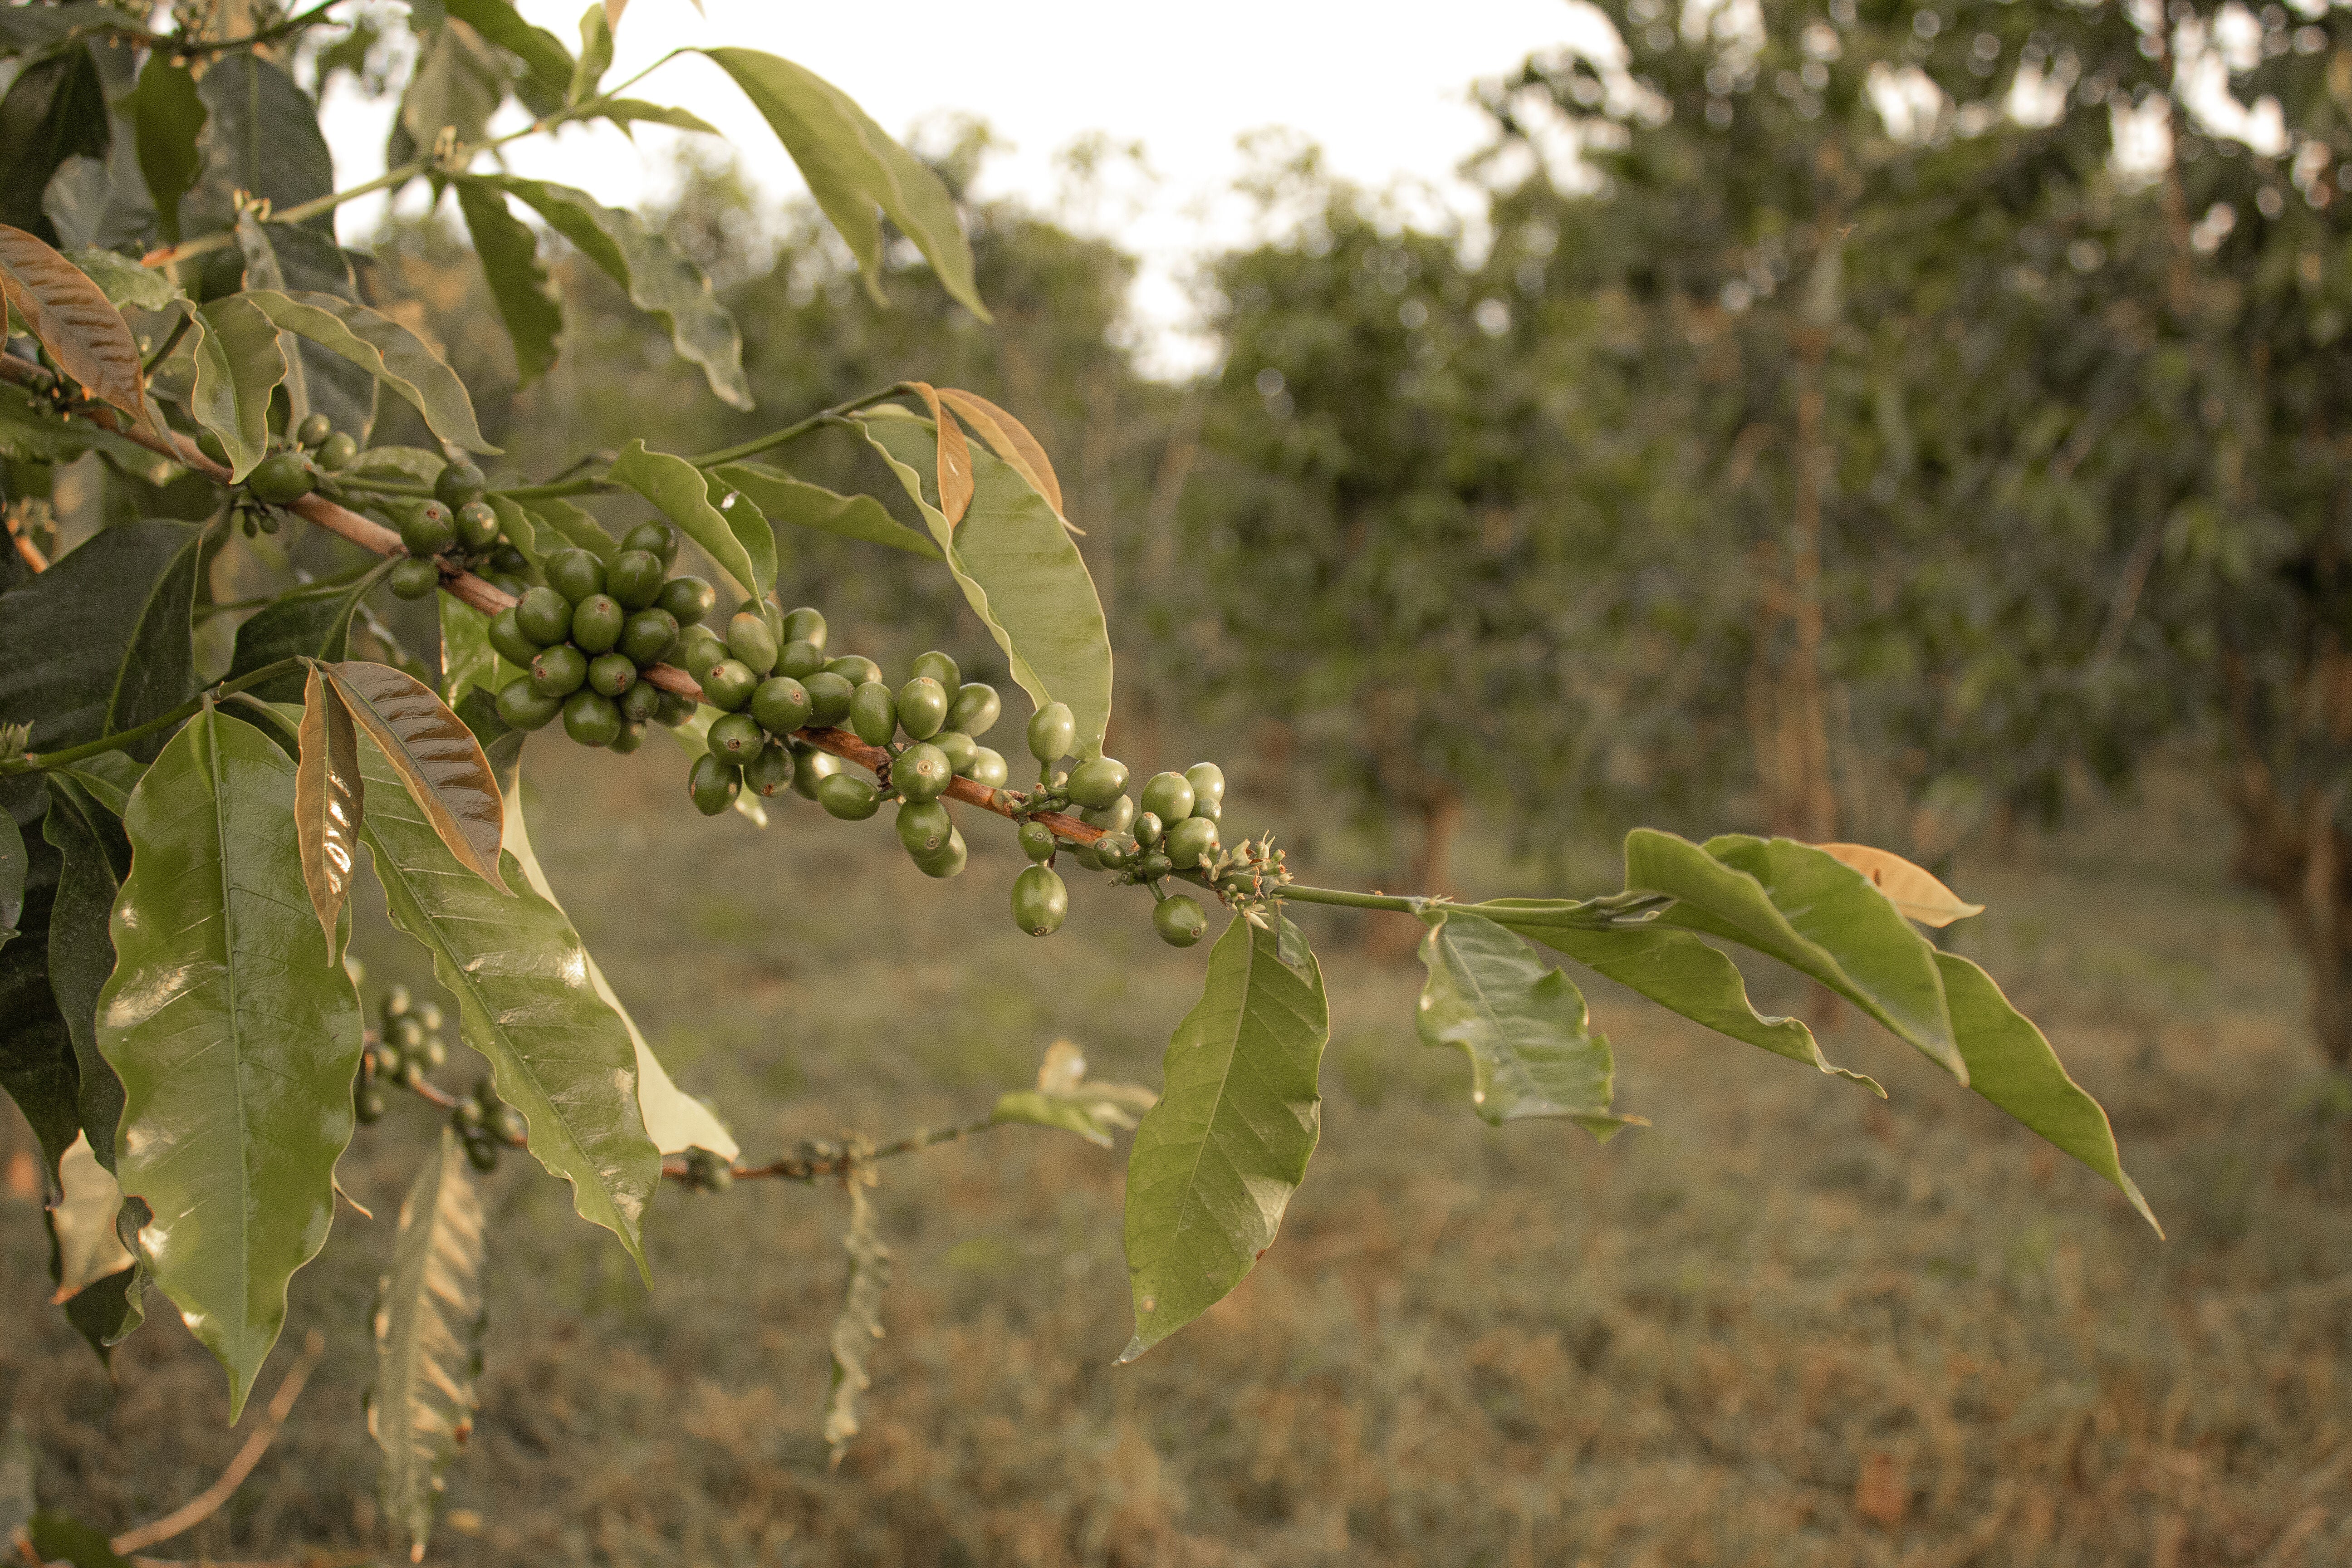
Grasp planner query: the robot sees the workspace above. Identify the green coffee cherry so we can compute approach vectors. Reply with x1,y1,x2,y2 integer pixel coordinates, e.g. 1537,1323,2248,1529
791,743,842,800
804,671,856,726
415,1001,443,1032
248,451,315,505
1011,865,1068,937
849,681,898,748
1164,815,1219,868
619,681,662,724
619,607,680,667
681,632,729,685
571,593,624,654
708,712,764,763
949,682,1001,737
611,720,646,754
897,799,952,857
656,691,696,727
1136,852,1172,881
658,575,716,626
702,659,759,712
781,605,827,650
689,753,740,816
751,676,813,736
1095,832,1138,869
726,611,779,676
488,608,538,669
911,650,960,690
383,985,413,1019
529,645,589,698
296,412,333,450
485,573,527,598
456,500,500,551
1133,811,1163,847
1067,757,1129,809
489,1102,526,1143
418,1034,449,1069
1072,843,1105,872
390,1015,426,1048
389,557,441,600
824,655,880,688
588,652,637,698
607,549,665,611
394,500,451,557
547,548,605,604
497,678,563,731
966,748,1009,788
742,743,796,797
1018,821,1057,862
1154,895,1208,947
913,827,968,879
1027,702,1076,763
933,729,977,774
515,586,573,645
451,1098,486,1134
355,1086,387,1123
1193,794,1222,824
777,638,826,680
465,1136,500,1173
897,676,949,741
563,690,622,747
1140,772,1195,824
1081,794,1137,834
817,772,880,819
893,741,952,802
433,461,487,509
622,519,678,565
316,431,358,471
1185,763,1226,810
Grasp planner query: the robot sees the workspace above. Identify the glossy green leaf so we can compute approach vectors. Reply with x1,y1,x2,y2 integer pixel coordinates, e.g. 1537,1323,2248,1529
190,294,285,480
356,735,658,1272
475,173,750,410
1628,830,1965,1081
295,668,364,956
710,461,940,559
438,593,519,719
991,1039,1155,1148
240,288,497,455
698,48,989,322
0,223,147,429
231,218,377,441
823,1174,889,1463
127,50,203,242
181,56,333,241
1483,902,1884,1094
368,1128,487,1559
455,178,561,387
225,561,397,706
42,776,128,1167
608,440,773,601
325,662,509,896
0,519,201,760
1938,951,2159,1232
859,410,1114,757
97,708,366,1418
1415,909,1643,1137
1121,914,1327,1363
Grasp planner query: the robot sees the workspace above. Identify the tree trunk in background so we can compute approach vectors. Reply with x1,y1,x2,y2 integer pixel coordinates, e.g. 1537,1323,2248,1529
1364,789,1460,961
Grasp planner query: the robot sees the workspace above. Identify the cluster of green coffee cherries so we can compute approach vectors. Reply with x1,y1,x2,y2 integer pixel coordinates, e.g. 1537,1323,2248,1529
1014,719,1224,949
357,985,527,1172
197,411,365,537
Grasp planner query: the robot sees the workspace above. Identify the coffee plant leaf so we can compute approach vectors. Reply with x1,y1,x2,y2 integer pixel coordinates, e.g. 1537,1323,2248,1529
395,16,505,161
55,754,142,818
444,0,575,106
27,1512,132,1568
471,173,750,410
0,808,21,946
454,178,561,387
823,1174,889,1463
125,50,203,242
326,661,509,896
356,735,659,1273
1810,841,1986,928
437,592,519,718
0,4,142,57
698,47,989,323
0,519,201,760
0,225,148,430
41,777,128,1167
240,289,496,455
190,293,286,479
0,384,179,485
366,1128,488,1559
63,245,177,314
709,461,940,559
97,707,366,1419
226,561,397,706
1414,909,1644,1137
568,3,611,103
608,439,773,601
47,1132,131,1303
1484,905,1884,1093
0,50,105,245
991,1040,1156,1147
1629,831,1966,1081
1937,950,2159,1233
1120,913,1327,1363
183,55,332,240
902,382,974,525
597,99,719,136
295,667,366,956
935,387,1063,519
859,409,1114,758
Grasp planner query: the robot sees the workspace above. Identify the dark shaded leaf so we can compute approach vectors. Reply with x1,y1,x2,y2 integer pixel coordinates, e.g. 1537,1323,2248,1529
0,387,176,484
28,1513,131,1568
455,180,561,386
226,561,397,706
0,223,147,429
0,519,201,759
41,776,127,1168
0,5,146,58
182,55,333,240
445,0,574,103
127,50,204,242
0,49,108,245
710,461,939,559
295,667,364,955
98,708,366,1418
0,808,21,946
368,1128,487,1558
325,661,508,895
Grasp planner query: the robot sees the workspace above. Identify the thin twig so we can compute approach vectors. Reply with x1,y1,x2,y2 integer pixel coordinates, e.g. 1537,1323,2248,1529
110,1333,328,1555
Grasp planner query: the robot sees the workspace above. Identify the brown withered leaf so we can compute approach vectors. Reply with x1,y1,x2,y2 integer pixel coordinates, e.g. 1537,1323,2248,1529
935,387,1064,518
295,665,366,951
903,381,974,527
0,225,151,431
326,661,509,895
1810,841,1984,927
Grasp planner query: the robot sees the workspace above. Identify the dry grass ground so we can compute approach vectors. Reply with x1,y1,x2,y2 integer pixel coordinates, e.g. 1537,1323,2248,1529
5,744,2348,1568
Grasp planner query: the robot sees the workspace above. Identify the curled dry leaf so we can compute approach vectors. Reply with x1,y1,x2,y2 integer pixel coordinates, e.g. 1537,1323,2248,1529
326,662,508,895
0,225,149,431
935,387,1063,518
904,381,974,526
1811,841,1986,927
295,666,365,951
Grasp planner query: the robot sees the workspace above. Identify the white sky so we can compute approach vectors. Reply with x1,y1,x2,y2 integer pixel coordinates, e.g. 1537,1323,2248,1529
323,0,1599,377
